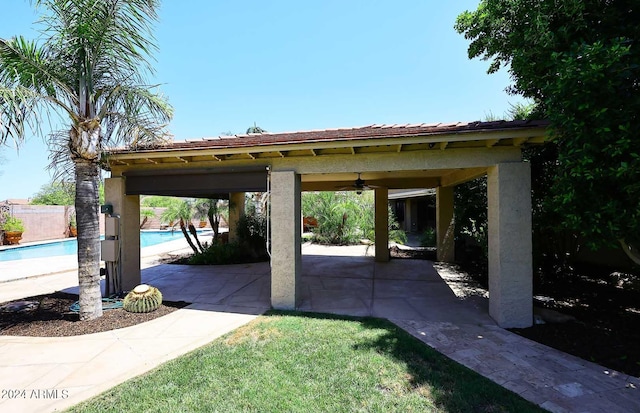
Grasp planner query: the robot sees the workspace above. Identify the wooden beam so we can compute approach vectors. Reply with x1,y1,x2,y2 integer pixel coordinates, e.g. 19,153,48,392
513,137,529,147
439,142,448,150
310,149,317,156
277,151,286,158
350,147,356,155
302,177,440,192
176,156,189,163
485,139,500,148
212,154,223,161
440,167,487,187
396,144,403,152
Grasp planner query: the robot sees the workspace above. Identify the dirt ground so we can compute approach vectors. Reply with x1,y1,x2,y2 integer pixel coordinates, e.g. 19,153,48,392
0,292,188,337
511,265,640,378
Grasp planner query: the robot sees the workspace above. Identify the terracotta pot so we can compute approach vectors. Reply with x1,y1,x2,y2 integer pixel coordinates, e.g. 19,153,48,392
198,220,207,228
4,231,22,245
69,227,78,237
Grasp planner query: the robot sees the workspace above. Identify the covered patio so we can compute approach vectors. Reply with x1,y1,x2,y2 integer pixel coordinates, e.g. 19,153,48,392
104,120,548,328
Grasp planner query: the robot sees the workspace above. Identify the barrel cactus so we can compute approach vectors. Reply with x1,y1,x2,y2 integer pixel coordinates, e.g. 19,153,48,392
123,284,163,313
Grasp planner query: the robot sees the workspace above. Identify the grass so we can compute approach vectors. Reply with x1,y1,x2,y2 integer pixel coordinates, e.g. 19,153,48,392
67,312,545,413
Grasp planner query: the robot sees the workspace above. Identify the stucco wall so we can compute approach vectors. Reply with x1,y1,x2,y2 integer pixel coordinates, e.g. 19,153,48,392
7,205,106,243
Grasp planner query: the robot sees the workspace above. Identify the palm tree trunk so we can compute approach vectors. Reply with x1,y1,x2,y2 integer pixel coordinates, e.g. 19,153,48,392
75,160,103,320
180,218,199,254
208,210,219,240
188,223,204,252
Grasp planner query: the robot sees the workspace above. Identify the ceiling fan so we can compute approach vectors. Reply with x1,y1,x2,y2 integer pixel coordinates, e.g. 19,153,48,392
337,173,381,194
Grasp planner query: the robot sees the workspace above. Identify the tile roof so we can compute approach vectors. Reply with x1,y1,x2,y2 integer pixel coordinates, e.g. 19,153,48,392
118,120,549,153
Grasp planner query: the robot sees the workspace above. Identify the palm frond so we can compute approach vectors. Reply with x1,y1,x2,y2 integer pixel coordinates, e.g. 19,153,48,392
2,0,171,166
0,37,78,116
0,86,43,145
100,84,173,148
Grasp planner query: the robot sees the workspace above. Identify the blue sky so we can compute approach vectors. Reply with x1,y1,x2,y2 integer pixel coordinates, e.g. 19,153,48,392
0,0,524,199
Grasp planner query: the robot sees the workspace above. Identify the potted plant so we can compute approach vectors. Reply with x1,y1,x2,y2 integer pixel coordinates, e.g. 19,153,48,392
68,213,77,237
2,215,25,245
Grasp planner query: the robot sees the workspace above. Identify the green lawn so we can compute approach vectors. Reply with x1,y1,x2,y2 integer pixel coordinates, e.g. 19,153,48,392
67,312,545,413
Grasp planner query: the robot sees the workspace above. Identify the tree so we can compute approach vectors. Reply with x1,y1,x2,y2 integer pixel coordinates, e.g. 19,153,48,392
31,181,105,206
0,0,173,320
194,198,227,240
140,208,156,229
141,195,181,208
31,182,75,205
455,0,640,264
246,122,266,134
161,199,203,254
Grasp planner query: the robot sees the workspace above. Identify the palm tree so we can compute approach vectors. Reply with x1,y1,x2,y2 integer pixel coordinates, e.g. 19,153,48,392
0,0,173,320
195,198,228,241
161,199,202,254
246,122,266,134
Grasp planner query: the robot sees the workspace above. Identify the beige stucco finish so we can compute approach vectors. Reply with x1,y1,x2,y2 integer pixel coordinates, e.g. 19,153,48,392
104,177,141,291
374,188,390,262
270,171,302,309
105,122,548,327
436,186,455,262
487,162,533,328
228,192,245,243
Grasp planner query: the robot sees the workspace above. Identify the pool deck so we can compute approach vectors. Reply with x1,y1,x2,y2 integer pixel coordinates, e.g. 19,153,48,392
0,234,213,284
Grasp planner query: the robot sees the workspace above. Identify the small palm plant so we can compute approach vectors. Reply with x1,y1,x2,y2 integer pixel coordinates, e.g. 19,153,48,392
161,199,203,253
194,198,228,241
140,208,156,229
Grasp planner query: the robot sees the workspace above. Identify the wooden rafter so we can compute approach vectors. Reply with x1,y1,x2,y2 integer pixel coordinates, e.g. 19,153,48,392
485,139,500,148
513,137,529,147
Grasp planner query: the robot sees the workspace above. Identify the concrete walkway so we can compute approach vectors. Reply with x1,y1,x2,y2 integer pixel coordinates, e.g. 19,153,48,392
0,243,638,412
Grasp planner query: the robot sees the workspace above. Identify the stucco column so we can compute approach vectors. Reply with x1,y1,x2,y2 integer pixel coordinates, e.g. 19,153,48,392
436,186,455,262
405,199,414,232
375,188,389,262
104,177,140,291
487,162,533,328
270,171,301,309
228,192,245,243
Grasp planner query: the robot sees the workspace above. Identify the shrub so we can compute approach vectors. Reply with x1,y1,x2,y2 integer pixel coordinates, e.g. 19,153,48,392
1,215,25,232
420,228,436,247
189,212,269,265
302,191,406,245
188,243,246,265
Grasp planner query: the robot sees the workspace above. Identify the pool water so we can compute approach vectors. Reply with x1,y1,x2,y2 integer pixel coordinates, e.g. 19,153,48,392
0,230,205,262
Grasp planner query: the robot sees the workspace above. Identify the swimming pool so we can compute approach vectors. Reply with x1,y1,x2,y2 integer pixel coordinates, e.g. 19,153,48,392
0,230,208,262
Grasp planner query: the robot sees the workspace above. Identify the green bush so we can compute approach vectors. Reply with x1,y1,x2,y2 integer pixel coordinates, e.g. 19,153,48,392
420,228,436,247
188,243,246,265
302,191,406,245
189,212,269,265
1,215,25,232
